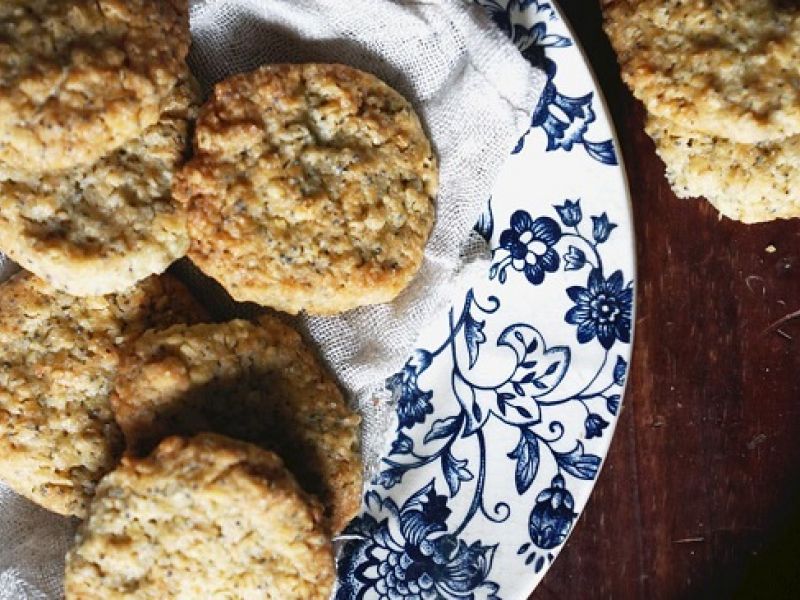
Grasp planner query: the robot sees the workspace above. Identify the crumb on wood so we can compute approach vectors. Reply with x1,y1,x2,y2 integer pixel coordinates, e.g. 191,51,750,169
747,433,767,450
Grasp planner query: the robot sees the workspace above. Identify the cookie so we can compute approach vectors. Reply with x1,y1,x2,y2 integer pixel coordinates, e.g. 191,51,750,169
0,0,190,173
0,82,194,296
112,317,362,533
174,63,437,314
603,0,800,143
646,115,800,223
0,271,206,517
65,433,334,600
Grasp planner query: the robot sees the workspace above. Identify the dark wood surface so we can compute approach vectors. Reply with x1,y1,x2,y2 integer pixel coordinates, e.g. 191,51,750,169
531,2,800,598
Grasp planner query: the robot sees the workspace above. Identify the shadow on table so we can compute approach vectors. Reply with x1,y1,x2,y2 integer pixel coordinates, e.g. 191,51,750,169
733,490,800,599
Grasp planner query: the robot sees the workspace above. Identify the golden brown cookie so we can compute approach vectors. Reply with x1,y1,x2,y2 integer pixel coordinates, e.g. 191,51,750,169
603,0,800,143
0,0,190,173
646,115,800,223
112,317,362,533
0,82,194,296
0,271,206,517
174,63,438,314
65,434,334,600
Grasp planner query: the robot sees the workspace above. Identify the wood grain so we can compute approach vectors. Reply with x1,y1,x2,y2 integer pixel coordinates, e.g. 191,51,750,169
531,2,800,597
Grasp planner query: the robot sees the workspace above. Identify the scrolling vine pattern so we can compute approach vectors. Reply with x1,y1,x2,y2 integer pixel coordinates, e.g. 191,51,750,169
337,200,632,598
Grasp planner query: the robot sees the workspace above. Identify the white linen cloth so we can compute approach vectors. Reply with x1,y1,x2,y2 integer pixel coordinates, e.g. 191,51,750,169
0,0,544,596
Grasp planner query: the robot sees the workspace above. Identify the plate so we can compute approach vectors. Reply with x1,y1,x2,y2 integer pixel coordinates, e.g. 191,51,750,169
335,1,635,598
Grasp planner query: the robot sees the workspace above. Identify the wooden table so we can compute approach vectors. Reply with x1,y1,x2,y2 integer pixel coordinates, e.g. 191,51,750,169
532,2,800,598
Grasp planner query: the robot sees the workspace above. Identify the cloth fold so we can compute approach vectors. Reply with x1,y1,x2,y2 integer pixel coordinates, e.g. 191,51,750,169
0,1,543,596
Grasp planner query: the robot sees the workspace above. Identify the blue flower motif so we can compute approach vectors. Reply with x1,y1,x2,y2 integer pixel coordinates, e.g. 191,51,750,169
337,483,500,600
584,413,609,439
613,355,628,386
387,350,434,429
474,199,494,242
519,0,555,13
492,0,618,163
375,466,405,489
591,212,617,243
517,57,617,165
554,199,582,227
477,0,512,38
390,432,414,456
512,22,569,66
528,474,576,550
491,210,561,285
565,269,633,349
528,58,580,147
564,245,586,271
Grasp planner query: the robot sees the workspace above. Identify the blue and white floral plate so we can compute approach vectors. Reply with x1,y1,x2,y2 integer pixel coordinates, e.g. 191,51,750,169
336,1,634,598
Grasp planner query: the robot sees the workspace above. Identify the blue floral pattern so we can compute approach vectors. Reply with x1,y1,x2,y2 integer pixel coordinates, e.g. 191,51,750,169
491,211,561,285
387,350,434,430
526,475,576,550
337,483,500,600
477,0,617,165
566,269,633,350
336,1,633,598
340,198,632,592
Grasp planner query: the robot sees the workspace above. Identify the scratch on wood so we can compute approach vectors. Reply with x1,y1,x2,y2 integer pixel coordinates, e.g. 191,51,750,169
744,275,765,296
764,308,800,335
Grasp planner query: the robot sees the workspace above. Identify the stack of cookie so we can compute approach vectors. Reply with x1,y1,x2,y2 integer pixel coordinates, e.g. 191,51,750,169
0,271,208,517
0,268,360,598
0,1,455,596
602,0,800,223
